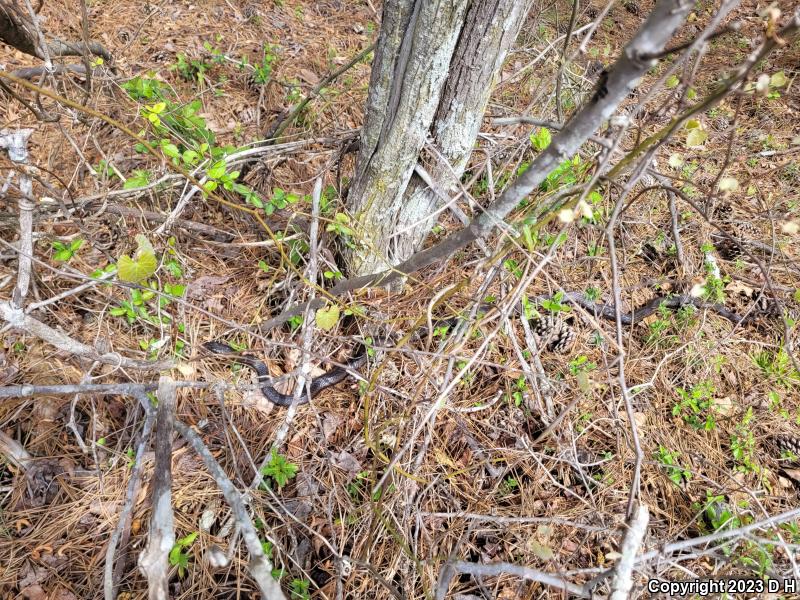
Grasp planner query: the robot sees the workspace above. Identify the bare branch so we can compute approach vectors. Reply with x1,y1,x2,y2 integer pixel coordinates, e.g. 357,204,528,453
138,378,177,600
635,507,800,565
0,381,207,398
0,128,34,309
0,300,174,372
174,419,288,600
610,503,650,600
436,560,595,599
105,398,155,600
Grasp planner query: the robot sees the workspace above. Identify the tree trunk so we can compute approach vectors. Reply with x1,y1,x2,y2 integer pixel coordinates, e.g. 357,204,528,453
0,1,40,58
345,0,531,277
345,0,471,276
0,1,112,61
395,0,533,264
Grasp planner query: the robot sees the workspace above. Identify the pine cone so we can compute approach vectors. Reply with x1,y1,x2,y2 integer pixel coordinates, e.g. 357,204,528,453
714,237,744,261
531,314,576,353
773,435,800,464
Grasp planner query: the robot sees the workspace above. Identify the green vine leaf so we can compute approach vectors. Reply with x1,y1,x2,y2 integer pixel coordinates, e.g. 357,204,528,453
118,235,157,282
315,305,340,331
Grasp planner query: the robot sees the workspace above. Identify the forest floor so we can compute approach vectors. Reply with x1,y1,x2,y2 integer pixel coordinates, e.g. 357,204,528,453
1,0,799,598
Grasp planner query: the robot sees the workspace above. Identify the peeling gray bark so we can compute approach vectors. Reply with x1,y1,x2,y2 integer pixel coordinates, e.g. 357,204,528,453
0,0,112,61
0,2,38,57
394,0,534,264
336,0,694,289
137,378,176,600
345,0,470,276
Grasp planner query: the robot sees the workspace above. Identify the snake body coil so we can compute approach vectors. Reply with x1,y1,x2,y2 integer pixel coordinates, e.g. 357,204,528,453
204,292,752,407
203,340,368,407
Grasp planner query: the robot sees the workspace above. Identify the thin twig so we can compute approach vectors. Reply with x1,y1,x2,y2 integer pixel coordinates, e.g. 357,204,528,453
267,43,375,141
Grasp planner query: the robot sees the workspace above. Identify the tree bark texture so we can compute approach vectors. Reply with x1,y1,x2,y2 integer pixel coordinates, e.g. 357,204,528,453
345,0,470,276
329,0,695,292
395,0,534,264
0,1,39,57
0,1,112,61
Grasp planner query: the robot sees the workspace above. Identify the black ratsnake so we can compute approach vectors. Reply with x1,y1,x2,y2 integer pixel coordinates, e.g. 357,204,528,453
203,291,755,407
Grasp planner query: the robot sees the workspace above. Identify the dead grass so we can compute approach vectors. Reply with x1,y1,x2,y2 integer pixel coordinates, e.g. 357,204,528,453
1,0,799,598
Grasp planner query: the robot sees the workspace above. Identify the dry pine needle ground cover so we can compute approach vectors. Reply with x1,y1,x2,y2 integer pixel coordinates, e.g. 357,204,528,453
0,0,799,598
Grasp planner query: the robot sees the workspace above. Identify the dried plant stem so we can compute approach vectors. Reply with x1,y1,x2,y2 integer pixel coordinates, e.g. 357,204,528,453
174,418,288,600
105,397,155,600
610,503,649,600
137,378,177,600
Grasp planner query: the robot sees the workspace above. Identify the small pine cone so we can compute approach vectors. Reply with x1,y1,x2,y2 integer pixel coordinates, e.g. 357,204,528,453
622,0,640,15
732,220,759,238
714,237,744,261
242,2,260,20
531,314,576,353
772,436,800,464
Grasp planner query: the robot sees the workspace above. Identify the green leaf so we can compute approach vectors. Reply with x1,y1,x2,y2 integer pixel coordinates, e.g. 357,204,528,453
665,75,680,89
118,254,157,282
315,305,340,331
686,128,708,148
177,531,199,548
118,236,157,283
770,71,787,88
182,150,199,165
124,170,151,189
260,451,299,488
203,180,218,193
161,141,180,159
529,127,552,151
165,283,186,297
207,160,227,179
